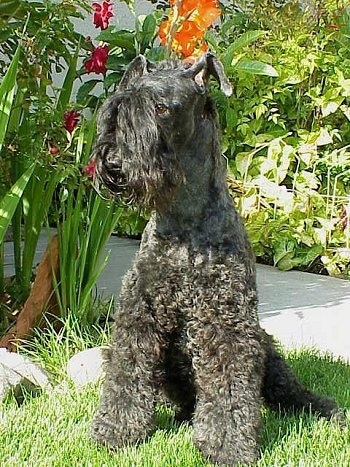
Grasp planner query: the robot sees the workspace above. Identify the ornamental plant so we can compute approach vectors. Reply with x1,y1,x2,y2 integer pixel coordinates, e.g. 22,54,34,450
158,0,221,60
101,0,350,278
53,116,122,326
0,0,121,330
80,0,278,237
0,0,91,305
84,1,113,75
214,1,350,277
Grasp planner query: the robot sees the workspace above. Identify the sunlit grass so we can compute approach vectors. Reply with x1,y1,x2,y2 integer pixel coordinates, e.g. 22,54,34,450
1,315,349,466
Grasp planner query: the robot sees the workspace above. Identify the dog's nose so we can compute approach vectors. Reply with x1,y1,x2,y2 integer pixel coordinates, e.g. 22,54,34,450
105,154,118,167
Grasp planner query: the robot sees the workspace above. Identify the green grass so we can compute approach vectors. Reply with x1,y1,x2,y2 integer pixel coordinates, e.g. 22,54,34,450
0,317,349,467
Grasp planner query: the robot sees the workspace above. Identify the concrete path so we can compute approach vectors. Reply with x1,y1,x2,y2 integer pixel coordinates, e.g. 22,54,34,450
257,265,350,361
4,235,350,362
99,237,350,362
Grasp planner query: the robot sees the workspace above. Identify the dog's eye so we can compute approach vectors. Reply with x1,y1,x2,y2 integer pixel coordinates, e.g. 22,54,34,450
155,103,169,115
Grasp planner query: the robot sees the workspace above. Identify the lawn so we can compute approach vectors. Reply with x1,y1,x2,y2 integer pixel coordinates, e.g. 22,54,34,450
0,318,349,467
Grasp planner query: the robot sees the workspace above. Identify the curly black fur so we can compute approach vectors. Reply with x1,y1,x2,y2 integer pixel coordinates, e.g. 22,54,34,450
90,54,344,466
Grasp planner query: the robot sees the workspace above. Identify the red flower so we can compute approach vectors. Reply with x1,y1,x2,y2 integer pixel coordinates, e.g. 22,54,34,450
92,1,114,30
84,45,109,75
83,160,97,181
49,146,59,155
64,109,80,133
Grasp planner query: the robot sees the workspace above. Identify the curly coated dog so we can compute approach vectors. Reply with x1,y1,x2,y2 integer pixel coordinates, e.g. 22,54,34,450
90,53,343,466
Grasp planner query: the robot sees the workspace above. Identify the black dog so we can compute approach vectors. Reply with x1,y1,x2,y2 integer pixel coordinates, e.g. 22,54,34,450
91,53,343,466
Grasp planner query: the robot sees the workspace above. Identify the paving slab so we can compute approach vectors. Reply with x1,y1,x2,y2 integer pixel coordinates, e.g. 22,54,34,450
257,265,350,361
4,234,350,362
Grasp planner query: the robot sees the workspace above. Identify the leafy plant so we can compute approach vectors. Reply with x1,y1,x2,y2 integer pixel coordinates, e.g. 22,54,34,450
0,0,125,329
53,117,122,325
0,46,22,246
216,0,350,277
2,0,350,339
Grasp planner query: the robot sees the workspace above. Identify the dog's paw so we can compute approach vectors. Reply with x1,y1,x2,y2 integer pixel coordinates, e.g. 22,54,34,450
329,407,347,428
91,412,123,449
91,406,156,449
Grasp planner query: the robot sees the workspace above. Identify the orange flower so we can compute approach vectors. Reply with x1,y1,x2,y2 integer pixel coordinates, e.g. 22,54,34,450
158,19,171,45
158,0,221,60
178,0,221,29
183,42,208,64
174,21,205,57
159,20,204,58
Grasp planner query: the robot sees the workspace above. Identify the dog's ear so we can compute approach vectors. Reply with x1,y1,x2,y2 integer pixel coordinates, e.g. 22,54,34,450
119,55,156,89
183,53,232,96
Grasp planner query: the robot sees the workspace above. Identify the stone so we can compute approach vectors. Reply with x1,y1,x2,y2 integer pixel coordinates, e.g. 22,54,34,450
0,348,51,402
67,346,104,387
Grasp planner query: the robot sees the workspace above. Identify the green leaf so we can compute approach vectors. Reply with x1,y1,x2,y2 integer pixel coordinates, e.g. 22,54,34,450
0,1,25,20
234,60,279,77
103,72,121,90
146,46,167,62
0,163,35,245
236,152,252,178
297,244,323,267
97,29,135,51
221,18,243,37
223,30,266,69
106,55,128,71
21,165,61,287
76,80,100,105
57,45,79,111
0,45,20,151
273,237,296,266
276,252,297,271
225,107,236,128
140,14,157,53
321,97,343,118
204,30,218,51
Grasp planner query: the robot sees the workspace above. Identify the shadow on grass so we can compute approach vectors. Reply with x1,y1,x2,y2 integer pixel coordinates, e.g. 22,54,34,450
150,349,350,466
285,348,350,409
260,349,350,462
155,403,181,433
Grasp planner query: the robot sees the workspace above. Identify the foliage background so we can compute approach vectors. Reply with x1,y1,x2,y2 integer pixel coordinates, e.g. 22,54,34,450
1,0,350,335
218,1,350,278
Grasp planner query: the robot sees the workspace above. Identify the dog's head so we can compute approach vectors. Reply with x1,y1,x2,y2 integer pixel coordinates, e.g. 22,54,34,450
91,53,231,209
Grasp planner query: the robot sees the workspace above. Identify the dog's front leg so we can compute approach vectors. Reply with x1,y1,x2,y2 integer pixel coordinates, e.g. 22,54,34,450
190,323,265,467
91,292,161,448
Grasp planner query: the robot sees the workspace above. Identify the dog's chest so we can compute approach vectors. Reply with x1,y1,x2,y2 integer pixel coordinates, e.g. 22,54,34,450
134,238,257,325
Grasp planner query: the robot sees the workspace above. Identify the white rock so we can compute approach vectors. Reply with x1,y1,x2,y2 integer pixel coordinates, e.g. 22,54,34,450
67,346,104,388
0,348,51,402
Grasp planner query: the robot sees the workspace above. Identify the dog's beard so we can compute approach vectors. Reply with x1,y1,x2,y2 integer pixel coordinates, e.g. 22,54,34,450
92,138,184,210
91,90,185,209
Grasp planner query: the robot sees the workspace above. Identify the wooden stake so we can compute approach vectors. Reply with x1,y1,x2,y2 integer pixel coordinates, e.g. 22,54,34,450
0,235,60,351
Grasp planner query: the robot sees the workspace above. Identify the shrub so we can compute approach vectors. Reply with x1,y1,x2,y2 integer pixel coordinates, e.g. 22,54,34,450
211,1,350,277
